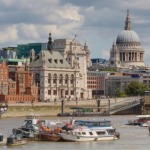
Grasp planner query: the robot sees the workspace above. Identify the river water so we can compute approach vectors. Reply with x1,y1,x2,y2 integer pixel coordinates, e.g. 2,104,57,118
0,115,150,150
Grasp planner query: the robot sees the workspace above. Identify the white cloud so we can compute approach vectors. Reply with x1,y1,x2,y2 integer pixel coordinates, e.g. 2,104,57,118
0,25,18,43
17,24,39,39
117,0,150,10
55,4,83,22
0,0,150,65
86,6,95,12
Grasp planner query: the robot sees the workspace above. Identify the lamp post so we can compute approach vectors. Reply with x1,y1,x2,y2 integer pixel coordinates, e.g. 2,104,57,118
31,96,34,108
74,35,77,101
108,97,110,115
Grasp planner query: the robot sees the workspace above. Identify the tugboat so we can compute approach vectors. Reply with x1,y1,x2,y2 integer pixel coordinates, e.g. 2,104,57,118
12,115,40,140
0,102,8,118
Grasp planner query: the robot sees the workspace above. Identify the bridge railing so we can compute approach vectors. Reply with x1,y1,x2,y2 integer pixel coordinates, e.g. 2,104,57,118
110,98,141,114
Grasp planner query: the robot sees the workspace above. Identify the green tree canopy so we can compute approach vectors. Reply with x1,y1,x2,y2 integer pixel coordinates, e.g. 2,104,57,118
125,81,149,96
115,88,126,97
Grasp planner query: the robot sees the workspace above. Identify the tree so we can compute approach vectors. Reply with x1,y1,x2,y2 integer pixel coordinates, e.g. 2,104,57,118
115,88,126,97
125,81,149,96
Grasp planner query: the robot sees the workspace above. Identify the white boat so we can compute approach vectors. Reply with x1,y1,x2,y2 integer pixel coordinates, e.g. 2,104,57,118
126,115,150,127
60,119,120,142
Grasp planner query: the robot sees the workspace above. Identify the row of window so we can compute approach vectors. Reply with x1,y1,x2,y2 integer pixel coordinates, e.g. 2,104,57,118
88,77,104,79
73,131,106,136
88,86,103,89
118,44,139,47
48,79,74,84
143,76,150,78
6,96,31,101
87,81,104,84
47,90,74,95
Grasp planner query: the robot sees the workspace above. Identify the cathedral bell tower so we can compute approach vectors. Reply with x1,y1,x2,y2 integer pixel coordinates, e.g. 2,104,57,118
109,41,120,67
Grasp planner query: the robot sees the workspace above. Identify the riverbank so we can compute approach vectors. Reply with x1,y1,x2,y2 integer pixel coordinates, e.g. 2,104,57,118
1,97,136,118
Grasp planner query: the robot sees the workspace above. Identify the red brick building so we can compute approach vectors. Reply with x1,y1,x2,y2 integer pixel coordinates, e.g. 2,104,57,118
87,71,109,98
0,61,38,103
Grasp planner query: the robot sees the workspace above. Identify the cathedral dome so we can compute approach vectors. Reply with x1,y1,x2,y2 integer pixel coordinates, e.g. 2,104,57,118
116,30,140,44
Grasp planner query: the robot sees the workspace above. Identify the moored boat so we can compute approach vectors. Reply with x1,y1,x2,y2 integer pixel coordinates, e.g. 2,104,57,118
11,114,40,140
125,115,150,127
37,120,63,141
7,134,27,146
60,119,120,142
0,133,6,145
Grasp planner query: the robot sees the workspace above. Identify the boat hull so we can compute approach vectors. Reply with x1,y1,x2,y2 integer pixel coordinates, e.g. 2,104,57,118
7,140,27,146
7,136,27,146
38,133,62,142
0,139,7,146
60,133,117,142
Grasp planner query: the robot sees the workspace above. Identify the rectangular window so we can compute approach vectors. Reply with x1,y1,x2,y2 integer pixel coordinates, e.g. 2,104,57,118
48,90,51,95
59,79,62,84
65,80,68,84
96,131,106,135
65,90,68,95
48,79,51,83
53,90,57,95
71,90,74,95
71,80,73,84
54,59,58,64
60,59,63,64
82,132,86,135
48,59,52,63
53,79,56,84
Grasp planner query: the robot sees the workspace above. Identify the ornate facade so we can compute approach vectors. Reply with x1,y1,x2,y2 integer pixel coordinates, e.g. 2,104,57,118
109,10,144,68
29,34,92,101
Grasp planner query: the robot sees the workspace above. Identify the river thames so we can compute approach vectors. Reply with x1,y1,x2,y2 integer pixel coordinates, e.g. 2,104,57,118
0,115,150,150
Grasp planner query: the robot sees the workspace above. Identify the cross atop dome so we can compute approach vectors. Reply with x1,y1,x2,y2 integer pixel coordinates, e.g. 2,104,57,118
124,10,131,30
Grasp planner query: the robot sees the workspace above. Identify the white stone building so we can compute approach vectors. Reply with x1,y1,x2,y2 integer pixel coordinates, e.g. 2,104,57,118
29,34,92,101
53,38,91,95
109,10,144,68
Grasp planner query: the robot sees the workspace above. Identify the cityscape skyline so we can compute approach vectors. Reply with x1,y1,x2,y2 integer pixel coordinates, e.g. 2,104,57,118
0,0,150,64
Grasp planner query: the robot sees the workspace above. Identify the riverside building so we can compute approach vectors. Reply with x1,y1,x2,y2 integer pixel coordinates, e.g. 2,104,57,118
29,33,92,101
0,61,38,103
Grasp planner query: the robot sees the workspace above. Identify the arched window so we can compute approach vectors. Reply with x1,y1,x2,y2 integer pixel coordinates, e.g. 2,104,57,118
59,74,63,84
65,74,68,84
48,73,51,83
53,74,57,84
70,74,74,84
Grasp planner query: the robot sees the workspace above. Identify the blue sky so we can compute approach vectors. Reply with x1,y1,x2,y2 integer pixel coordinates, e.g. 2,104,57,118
0,0,150,65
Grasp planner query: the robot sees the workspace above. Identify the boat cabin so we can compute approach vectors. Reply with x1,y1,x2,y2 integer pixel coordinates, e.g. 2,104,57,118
24,115,39,126
73,120,112,127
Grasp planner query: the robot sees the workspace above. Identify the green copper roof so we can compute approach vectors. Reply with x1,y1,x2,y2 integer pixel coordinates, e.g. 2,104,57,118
0,58,28,62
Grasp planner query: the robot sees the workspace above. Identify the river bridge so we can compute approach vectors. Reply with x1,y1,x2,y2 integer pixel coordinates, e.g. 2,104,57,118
109,97,143,115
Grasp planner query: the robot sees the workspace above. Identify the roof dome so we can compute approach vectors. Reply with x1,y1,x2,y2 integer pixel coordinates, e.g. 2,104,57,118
116,30,140,44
